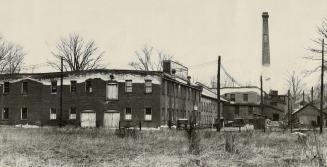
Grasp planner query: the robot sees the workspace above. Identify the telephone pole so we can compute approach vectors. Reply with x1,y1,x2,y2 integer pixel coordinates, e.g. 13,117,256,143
60,57,63,127
217,56,221,132
320,38,324,134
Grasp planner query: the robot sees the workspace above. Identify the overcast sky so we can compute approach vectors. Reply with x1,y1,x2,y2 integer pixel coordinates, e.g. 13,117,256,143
0,0,326,93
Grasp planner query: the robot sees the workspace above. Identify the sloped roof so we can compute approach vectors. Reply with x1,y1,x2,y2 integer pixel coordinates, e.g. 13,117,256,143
292,103,325,115
220,86,267,95
195,82,229,102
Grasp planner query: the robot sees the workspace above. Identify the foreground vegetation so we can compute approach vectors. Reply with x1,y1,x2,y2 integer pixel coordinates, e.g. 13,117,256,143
0,127,326,167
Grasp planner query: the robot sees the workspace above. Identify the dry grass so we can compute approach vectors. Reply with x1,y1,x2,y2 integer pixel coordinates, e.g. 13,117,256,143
0,127,327,167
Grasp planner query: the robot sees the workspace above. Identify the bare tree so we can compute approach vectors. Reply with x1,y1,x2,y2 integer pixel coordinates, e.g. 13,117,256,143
286,71,306,105
0,37,25,74
48,33,105,71
129,46,173,71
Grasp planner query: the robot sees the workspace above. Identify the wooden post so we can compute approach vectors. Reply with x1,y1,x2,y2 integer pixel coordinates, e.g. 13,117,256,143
139,121,142,131
288,90,291,130
59,57,63,127
320,38,324,134
217,56,221,132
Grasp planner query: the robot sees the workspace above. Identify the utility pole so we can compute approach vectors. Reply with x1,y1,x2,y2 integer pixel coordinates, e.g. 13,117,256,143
260,75,265,132
320,38,324,134
60,57,63,127
288,90,291,129
217,56,221,132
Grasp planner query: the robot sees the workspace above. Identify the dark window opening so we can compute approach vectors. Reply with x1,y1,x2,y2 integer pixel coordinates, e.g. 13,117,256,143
22,82,28,94
3,108,9,120
273,114,279,121
243,94,248,102
71,80,77,93
85,80,92,93
230,94,235,102
21,107,28,120
4,82,9,93
235,106,240,115
51,81,57,93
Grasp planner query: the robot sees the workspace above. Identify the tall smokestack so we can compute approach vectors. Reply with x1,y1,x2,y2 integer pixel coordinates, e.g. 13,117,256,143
262,12,270,66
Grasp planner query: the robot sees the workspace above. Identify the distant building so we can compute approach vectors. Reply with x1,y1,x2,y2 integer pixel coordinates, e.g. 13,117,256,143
292,103,327,127
218,87,285,126
195,82,229,127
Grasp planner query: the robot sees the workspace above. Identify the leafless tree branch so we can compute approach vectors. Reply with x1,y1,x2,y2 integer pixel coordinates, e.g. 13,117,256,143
48,33,105,71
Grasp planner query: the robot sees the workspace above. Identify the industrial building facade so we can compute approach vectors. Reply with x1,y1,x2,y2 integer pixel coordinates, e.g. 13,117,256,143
0,67,205,128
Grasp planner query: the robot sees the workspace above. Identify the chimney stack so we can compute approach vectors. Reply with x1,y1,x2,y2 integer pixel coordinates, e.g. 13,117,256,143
187,76,191,85
262,12,270,66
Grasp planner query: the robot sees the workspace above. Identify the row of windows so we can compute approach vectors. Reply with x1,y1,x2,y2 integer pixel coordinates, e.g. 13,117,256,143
1,107,153,121
124,107,152,121
162,82,200,101
234,106,254,115
2,80,153,96
2,107,28,120
226,93,249,102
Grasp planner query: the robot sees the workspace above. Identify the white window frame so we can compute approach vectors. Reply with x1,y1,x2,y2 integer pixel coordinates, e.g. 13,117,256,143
21,107,28,120
51,80,57,93
106,83,118,100
144,107,152,121
70,80,77,93
50,107,57,120
69,107,77,120
125,107,132,120
2,107,9,120
145,80,152,93
125,80,132,93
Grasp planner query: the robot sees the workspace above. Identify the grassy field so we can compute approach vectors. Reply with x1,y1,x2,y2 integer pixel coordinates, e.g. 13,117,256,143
0,127,326,167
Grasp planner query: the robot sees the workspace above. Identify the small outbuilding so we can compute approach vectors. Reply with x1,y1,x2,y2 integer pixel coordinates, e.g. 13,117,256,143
292,103,327,127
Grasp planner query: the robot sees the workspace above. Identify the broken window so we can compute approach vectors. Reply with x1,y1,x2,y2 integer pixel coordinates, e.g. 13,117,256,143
71,80,77,93
85,80,92,93
21,107,28,120
50,108,57,120
3,82,9,94
145,80,152,93
2,107,9,120
145,107,152,121
70,107,77,120
22,82,28,94
107,83,118,100
125,107,132,120
51,81,57,93
125,80,132,93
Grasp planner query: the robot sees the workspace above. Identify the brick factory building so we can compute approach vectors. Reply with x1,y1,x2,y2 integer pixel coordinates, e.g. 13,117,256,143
0,61,216,128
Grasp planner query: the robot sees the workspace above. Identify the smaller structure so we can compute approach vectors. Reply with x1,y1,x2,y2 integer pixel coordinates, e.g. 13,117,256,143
292,103,327,128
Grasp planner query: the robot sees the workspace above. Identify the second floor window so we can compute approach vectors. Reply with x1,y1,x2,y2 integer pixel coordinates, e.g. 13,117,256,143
243,94,248,102
230,94,235,102
71,80,77,93
51,81,57,93
248,106,253,114
145,80,152,93
125,80,132,93
22,82,28,94
107,83,118,100
3,82,9,94
2,107,9,120
85,80,92,93
50,108,57,120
